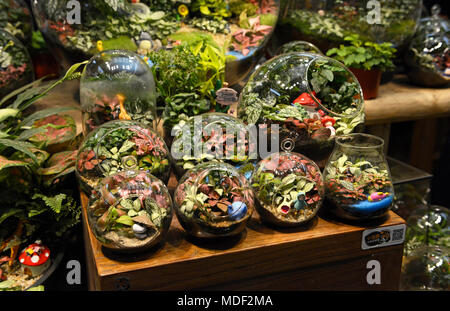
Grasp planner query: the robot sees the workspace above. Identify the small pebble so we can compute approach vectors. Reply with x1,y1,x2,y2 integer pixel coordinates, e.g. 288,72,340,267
132,223,147,234
134,233,147,240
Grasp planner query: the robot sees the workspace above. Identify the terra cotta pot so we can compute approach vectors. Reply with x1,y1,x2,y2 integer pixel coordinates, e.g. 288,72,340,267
350,68,382,100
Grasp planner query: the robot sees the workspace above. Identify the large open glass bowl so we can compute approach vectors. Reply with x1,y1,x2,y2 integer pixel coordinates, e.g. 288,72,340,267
238,52,365,165
31,0,280,86
173,162,254,238
87,170,173,253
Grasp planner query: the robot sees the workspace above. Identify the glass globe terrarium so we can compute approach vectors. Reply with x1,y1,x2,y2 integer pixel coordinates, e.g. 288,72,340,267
80,49,157,133
323,134,394,221
31,0,280,86
0,0,33,43
76,120,171,195
87,170,173,253
280,0,422,50
170,112,257,178
251,152,324,227
276,40,323,56
404,5,450,87
0,28,33,98
238,52,365,164
173,162,254,238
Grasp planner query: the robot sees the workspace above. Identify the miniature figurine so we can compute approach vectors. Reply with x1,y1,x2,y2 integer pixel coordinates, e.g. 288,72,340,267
18,241,51,277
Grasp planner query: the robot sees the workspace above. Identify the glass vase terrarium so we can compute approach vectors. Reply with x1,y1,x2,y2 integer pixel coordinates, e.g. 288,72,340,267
0,28,33,98
76,120,171,194
31,0,280,86
87,170,173,253
280,0,422,50
170,112,256,178
174,162,254,238
80,49,157,133
404,5,450,87
251,152,324,227
238,52,365,164
323,134,394,221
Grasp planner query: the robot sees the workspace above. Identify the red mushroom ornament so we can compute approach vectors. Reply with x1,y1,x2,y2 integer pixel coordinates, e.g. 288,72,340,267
18,241,51,277
321,116,336,138
293,92,321,118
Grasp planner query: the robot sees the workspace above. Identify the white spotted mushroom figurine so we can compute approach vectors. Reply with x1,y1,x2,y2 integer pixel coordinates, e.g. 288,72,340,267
18,241,51,277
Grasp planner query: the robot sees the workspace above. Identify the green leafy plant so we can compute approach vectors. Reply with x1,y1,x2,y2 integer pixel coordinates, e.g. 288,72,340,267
192,0,231,20
326,35,397,71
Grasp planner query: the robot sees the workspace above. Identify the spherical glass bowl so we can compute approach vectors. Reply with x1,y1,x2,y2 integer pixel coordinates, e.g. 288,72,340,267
251,152,324,227
173,162,254,238
80,49,157,133
87,170,173,253
76,120,171,194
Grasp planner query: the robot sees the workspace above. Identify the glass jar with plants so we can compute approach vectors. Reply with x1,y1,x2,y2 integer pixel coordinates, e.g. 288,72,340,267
76,120,171,195
87,170,173,253
276,40,323,56
323,133,395,221
238,52,365,165
0,29,34,98
404,5,450,87
171,112,256,178
326,34,397,99
173,162,254,238
251,152,324,227
80,49,157,133
280,0,422,51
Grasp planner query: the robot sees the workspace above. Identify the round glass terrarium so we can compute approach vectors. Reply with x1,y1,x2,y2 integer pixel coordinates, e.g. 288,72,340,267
400,245,449,291
76,120,171,194
0,28,33,98
170,112,257,179
0,0,33,43
173,162,254,238
404,205,450,256
87,170,173,253
323,134,394,221
404,5,450,87
238,52,365,164
276,41,323,56
280,0,422,50
251,152,324,227
31,0,280,85
80,49,157,133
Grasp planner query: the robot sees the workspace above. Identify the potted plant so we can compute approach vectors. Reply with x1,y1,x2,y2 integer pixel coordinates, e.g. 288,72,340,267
326,34,397,99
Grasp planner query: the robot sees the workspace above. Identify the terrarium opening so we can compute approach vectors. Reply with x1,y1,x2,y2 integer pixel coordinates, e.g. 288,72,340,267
336,133,385,150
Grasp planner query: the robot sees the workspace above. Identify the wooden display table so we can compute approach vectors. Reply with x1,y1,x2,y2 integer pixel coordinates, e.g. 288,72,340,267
81,179,406,291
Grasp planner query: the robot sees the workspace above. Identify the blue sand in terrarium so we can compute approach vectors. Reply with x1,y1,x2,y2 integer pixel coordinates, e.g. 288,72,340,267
349,195,394,214
226,48,256,60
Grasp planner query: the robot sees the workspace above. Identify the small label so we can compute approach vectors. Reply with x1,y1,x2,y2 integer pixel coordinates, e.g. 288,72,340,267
361,224,406,250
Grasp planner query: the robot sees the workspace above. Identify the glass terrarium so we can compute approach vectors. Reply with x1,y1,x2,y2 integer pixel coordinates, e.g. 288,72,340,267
238,52,365,164
404,205,450,256
76,120,171,194
170,112,257,178
323,134,394,221
280,0,422,50
404,5,450,87
31,0,280,85
0,28,33,98
251,152,324,227
276,40,323,56
0,0,33,43
173,162,254,238
87,170,173,253
400,245,449,291
80,49,157,133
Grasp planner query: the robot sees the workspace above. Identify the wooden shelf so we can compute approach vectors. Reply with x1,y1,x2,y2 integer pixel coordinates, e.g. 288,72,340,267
81,184,405,291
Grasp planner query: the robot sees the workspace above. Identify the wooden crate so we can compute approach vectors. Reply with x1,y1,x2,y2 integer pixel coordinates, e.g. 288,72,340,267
81,175,406,291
